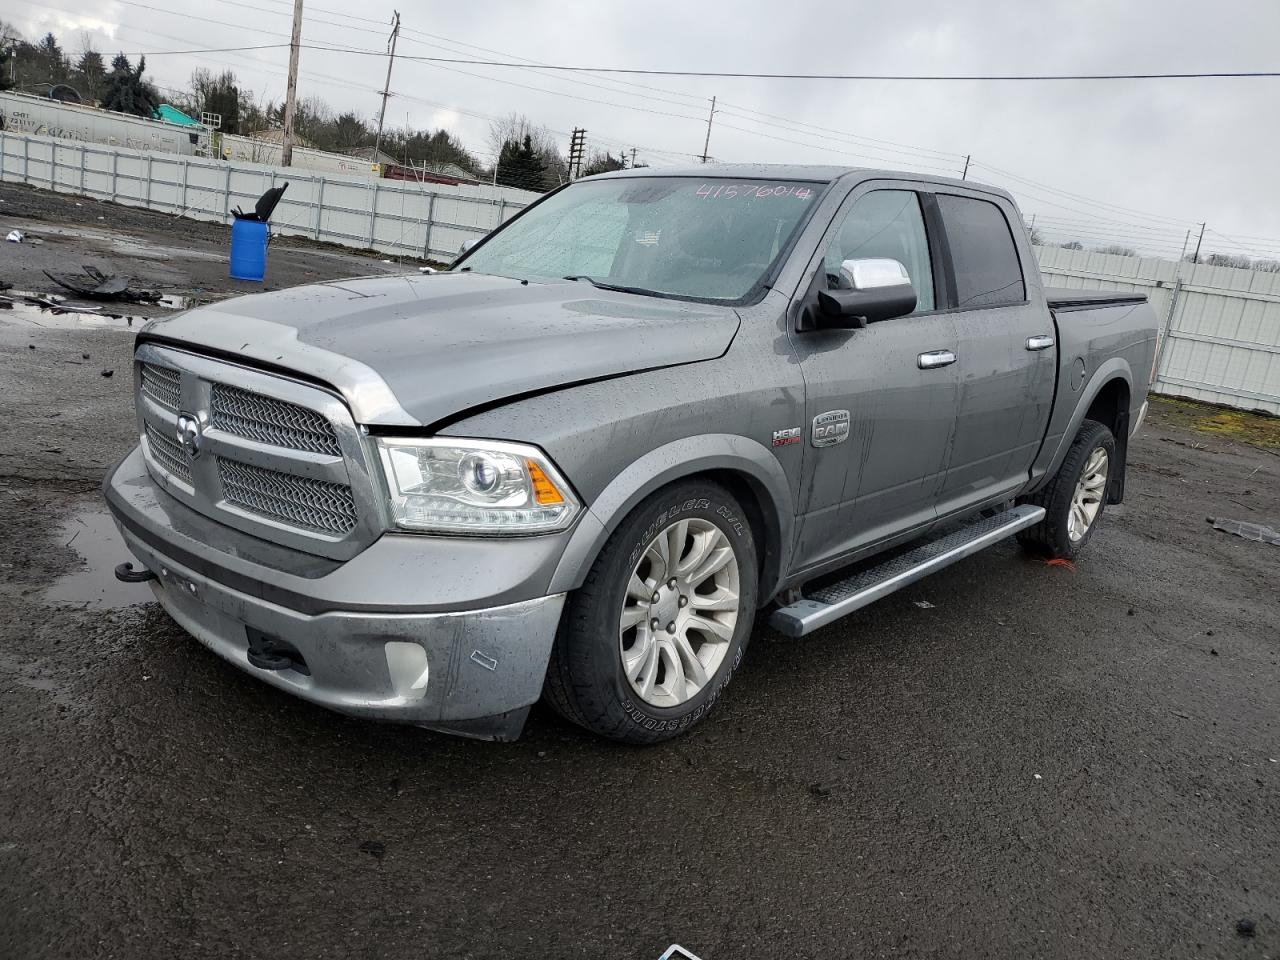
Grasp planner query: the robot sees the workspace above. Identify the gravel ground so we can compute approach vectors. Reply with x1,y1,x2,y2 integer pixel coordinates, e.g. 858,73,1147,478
1,183,1278,960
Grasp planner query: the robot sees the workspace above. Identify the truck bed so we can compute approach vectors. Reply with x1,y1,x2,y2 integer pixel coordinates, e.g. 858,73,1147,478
1044,287,1148,311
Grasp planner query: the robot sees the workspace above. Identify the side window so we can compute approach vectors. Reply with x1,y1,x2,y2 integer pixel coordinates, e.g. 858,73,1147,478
936,195,1026,307
822,190,935,314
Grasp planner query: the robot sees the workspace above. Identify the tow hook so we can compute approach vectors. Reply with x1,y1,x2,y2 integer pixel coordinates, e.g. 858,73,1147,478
246,628,311,676
114,562,157,583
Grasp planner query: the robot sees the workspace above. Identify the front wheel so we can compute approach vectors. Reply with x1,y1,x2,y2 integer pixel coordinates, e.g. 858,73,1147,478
543,480,758,743
1017,419,1116,560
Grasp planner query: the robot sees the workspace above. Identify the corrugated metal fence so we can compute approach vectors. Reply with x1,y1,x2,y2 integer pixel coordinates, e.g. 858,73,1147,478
0,129,536,262
1037,247,1280,414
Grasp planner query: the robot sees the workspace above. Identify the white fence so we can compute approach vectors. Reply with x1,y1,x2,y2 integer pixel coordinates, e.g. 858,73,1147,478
1036,246,1280,415
0,129,537,262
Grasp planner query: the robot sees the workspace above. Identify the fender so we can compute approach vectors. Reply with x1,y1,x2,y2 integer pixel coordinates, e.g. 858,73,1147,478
548,434,796,602
1029,357,1133,491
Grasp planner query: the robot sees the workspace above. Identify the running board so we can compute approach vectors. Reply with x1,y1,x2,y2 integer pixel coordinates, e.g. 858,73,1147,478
769,505,1045,638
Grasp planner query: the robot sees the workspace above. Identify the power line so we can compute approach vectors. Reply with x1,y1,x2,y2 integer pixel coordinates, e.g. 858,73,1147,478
290,50,1280,82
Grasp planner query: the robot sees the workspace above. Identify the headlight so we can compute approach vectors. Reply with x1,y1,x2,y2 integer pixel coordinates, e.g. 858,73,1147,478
375,438,579,535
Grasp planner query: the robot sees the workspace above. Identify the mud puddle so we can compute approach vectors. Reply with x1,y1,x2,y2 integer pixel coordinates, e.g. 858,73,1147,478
43,507,153,608
0,290,192,330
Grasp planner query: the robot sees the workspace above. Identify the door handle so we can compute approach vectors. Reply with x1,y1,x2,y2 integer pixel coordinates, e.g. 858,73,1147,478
917,350,957,369
1026,335,1055,351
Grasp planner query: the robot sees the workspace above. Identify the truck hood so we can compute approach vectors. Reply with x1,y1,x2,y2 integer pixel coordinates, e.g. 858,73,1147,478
141,272,740,426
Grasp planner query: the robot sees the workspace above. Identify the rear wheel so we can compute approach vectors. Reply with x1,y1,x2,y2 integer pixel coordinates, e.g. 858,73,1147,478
543,480,758,743
1017,419,1116,560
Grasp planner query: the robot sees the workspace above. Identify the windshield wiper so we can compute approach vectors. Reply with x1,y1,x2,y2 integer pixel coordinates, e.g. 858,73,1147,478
562,275,665,298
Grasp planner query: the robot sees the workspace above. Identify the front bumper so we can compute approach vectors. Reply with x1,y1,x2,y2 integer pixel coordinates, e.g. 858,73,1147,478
105,446,568,740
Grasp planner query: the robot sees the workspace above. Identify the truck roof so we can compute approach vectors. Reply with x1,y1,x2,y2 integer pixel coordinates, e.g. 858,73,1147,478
594,162,1014,203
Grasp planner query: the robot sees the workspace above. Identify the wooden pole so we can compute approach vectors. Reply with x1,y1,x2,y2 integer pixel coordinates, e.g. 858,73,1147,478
280,0,304,167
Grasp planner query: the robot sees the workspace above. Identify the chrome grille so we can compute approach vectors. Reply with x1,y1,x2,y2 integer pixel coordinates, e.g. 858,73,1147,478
140,363,182,411
210,383,341,456
144,422,192,484
134,343,378,560
217,457,357,535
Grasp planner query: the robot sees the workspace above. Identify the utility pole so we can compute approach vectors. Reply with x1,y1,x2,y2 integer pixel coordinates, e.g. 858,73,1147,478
961,155,971,180
280,0,304,167
567,128,587,179
699,96,716,163
629,147,637,169
1191,222,1205,263
374,10,401,163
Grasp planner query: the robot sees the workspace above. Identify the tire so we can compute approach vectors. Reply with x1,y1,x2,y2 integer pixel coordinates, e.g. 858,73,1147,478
543,480,759,744
1017,419,1116,560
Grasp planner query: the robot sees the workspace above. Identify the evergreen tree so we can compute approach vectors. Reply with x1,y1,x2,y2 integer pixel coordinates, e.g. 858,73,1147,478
73,49,105,102
102,53,158,117
496,134,548,191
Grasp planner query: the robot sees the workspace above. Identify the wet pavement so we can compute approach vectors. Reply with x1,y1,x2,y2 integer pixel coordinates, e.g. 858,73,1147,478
1,183,1279,960
42,507,152,609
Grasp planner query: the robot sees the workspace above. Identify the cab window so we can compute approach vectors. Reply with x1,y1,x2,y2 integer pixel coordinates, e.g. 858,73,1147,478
936,194,1026,307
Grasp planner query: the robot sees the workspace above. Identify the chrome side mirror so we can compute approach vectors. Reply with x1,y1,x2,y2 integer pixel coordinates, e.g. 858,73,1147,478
458,238,480,255
838,257,911,292
812,257,917,330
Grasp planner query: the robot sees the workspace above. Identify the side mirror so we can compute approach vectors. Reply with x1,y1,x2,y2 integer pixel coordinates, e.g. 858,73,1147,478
813,258,917,329
458,238,480,255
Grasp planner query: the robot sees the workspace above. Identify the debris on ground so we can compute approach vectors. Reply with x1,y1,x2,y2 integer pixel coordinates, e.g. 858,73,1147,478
7,229,25,242
913,600,936,609
1038,557,1077,571
1236,918,1256,938
809,781,839,798
43,265,161,303
1207,516,1280,545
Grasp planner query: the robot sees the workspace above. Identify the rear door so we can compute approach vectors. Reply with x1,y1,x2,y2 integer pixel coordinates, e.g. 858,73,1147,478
932,191,1057,515
790,183,959,573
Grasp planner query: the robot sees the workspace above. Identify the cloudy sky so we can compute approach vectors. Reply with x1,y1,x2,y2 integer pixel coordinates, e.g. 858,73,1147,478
8,0,1280,260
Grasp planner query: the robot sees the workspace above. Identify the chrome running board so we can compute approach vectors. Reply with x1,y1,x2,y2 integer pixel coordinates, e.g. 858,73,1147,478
769,505,1045,638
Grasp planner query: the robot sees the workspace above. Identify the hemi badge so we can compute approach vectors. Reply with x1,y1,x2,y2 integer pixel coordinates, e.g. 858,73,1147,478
812,410,851,447
772,427,802,447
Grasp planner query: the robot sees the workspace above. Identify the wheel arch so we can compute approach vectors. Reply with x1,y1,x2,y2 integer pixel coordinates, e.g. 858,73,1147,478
1035,360,1134,503
548,434,795,604
1084,376,1131,502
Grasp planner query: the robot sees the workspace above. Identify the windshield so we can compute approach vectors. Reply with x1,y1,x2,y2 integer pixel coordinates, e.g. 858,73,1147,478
458,176,823,302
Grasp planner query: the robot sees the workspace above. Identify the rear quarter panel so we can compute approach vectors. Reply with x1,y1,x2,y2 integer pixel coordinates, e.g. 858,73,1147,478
1029,299,1159,486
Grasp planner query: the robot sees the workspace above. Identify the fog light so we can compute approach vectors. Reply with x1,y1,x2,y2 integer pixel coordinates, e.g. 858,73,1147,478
384,641,429,699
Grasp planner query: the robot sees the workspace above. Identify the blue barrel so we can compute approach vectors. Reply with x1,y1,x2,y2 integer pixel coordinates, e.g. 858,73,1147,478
229,218,269,282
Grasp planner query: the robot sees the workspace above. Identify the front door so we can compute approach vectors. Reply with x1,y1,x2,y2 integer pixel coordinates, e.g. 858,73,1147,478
790,185,959,573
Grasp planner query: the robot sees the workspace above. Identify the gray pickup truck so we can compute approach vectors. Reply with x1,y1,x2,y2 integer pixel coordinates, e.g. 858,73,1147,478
105,164,1157,742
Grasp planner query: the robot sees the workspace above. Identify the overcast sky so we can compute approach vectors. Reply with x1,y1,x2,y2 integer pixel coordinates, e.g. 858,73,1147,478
8,0,1280,260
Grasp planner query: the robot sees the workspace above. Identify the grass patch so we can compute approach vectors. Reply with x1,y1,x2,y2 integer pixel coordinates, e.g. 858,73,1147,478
1150,395,1280,450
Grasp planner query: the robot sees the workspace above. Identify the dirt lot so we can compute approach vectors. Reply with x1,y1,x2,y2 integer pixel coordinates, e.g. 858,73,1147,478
1,183,1278,960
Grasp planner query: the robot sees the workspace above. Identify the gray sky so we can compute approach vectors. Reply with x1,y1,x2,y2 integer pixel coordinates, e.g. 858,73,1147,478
10,0,1280,260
